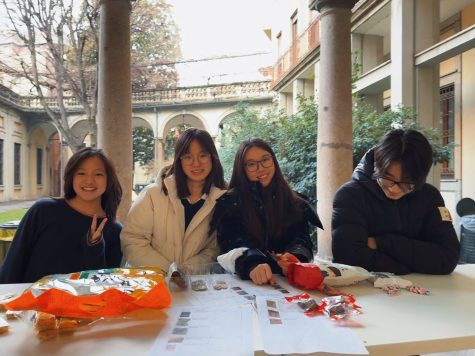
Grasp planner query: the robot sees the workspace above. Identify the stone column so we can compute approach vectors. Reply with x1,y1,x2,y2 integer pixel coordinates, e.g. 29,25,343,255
390,0,415,109
415,0,440,187
279,93,291,116
391,1,442,187
314,0,356,260
97,0,133,223
154,138,165,179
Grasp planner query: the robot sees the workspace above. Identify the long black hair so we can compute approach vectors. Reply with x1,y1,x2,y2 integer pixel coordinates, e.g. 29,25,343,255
227,138,304,248
63,147,122,220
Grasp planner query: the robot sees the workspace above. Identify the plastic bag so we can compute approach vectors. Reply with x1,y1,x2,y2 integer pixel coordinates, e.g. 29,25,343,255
314,262,371,286
5,267,171,319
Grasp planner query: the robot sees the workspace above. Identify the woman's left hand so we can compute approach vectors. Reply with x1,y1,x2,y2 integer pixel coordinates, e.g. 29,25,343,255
89,214,108,244
276,252,299,276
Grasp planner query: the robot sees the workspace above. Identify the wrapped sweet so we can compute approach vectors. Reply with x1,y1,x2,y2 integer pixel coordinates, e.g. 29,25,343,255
319,295,362,320
0,316,9,334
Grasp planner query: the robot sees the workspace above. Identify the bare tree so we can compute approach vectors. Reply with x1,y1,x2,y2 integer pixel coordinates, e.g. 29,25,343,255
130,0,181,90
0,0,181,152
1,0,99,152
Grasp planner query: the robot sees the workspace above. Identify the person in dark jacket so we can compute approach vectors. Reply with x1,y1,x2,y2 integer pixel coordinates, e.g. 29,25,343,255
0,147,123,284
210,138,323,285
332,129,459,275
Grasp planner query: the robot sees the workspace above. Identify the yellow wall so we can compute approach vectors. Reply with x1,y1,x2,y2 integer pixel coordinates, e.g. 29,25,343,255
439,28,457,77
461,3,475,29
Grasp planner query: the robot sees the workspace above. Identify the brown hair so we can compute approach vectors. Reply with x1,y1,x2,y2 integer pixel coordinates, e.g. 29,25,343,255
63,147,122,220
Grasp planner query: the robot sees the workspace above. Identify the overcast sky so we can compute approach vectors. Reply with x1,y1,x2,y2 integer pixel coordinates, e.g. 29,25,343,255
0,0,278,87
168,0,276,86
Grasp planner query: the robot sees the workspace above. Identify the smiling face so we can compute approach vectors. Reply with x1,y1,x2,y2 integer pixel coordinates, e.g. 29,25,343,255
72,156,107,205
181,139,212,185
244,146,275,188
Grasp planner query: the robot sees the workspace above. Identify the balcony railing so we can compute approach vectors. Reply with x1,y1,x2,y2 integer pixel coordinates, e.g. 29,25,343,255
1,81,272,112
272,16,321,87
131,81,271,106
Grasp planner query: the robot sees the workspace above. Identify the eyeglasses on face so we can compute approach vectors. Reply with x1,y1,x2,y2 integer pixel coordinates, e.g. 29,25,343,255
376,176,415,193
244,155,274,172
180,152,211,165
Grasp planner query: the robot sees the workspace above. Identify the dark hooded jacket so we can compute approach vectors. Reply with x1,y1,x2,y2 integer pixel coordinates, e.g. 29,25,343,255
214,181,323,280
332,149,459,275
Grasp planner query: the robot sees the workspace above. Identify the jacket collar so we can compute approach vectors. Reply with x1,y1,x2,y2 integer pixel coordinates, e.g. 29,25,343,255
353,148,422,202
352,148,387,201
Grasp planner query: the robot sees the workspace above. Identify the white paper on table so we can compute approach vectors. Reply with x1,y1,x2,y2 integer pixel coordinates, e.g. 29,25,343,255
184,274,301,307
183,273,250,307
255,296,369,355
230,276,302,298
149,304,254,356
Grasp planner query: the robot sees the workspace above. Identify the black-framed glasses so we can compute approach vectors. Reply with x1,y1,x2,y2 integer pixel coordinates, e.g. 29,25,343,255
375,176,415,193
180,152,211,165
244,155,274,172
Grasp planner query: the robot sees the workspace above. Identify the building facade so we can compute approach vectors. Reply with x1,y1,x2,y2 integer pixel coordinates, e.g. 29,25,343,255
0,81,272,202
270,0,475,249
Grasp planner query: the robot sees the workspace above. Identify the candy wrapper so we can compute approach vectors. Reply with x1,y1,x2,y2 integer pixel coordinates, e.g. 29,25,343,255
0,316,9,334
369,272,430,296
24,311,95,341
285,293,362,321
319,295,362,320
285,293,320,314
0,293,17,312
5,267,172,319
405,286,430,295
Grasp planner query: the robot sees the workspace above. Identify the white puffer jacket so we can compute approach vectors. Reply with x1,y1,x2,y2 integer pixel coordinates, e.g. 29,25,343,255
120,174,226,271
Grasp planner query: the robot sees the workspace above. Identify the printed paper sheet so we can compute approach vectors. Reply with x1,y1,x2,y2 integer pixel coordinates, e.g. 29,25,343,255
150,304,254,356
256,296,368,355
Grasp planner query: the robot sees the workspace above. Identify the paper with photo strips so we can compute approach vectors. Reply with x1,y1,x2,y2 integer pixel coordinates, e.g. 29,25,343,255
149,304,254,356
256,296,368,355
182,273,302,307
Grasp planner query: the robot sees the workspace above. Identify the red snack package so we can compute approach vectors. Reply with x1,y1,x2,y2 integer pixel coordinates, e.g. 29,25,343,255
287,263,325,290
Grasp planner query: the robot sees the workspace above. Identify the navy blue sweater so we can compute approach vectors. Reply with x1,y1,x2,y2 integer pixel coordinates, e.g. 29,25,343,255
0,198,122,284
